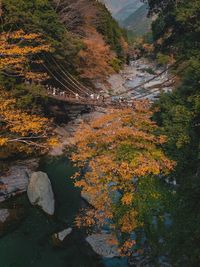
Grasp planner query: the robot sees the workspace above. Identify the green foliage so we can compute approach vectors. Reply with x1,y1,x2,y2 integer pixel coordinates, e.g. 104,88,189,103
109,57,122,72
156,53,171,65
12,83,48,110
2,0,83,69
146,0,200,264
95,2,127,60
153,59,200,265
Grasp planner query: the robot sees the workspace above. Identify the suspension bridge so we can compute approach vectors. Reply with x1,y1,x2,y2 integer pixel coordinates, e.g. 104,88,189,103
39,55,176,108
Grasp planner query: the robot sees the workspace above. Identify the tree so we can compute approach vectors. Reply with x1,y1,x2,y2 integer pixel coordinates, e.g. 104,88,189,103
0,29,50,81
0,29,56,158
145,0,200,264
0,89,57,158
70,101,175,252
78,27,115,81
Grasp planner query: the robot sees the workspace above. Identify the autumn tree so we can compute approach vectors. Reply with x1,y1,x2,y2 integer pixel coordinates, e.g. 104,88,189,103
70,101,175,252
78,27,115,81
0,89,57,157
0,29,50,81
0,29,56,158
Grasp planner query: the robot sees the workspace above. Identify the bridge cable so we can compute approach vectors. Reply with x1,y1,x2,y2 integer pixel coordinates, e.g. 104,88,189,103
45,54,92,96
42,54,88,97
48,54,93,94
36,54,83,97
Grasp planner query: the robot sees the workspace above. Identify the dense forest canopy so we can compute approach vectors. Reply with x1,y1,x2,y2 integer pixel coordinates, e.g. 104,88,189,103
0,0,200,266
70,0,200,265
144,0,200,264
0,0,127,161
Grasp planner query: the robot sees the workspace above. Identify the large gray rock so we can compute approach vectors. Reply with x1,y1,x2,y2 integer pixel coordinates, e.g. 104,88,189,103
0,159,39,202
27,171,55,215
86,231,120,258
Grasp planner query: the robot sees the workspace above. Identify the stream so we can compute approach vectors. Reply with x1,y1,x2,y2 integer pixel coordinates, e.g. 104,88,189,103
0,157,128,267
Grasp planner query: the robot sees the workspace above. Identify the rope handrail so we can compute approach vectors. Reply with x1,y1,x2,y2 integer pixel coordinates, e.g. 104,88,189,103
42,55,87,97
45,54,92,96
38,55,82,97
49,55,93,95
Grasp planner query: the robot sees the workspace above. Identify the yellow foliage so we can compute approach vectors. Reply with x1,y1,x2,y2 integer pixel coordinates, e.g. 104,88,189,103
69,100,175,245
0,29,51,81
47,137,59,147
0,138,9,146
0,89,54,155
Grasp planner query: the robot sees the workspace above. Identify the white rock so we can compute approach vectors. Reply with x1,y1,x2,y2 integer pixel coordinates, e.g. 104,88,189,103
81,191,95,205
0,209,10,223
27,172,55,215
54,227,72,242
86,232,120,258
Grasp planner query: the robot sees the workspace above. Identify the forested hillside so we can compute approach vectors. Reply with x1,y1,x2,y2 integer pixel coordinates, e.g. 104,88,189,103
100,0,143,21
0,0,127,161
0,0,200,266
70,0,200,265
147,0,200,264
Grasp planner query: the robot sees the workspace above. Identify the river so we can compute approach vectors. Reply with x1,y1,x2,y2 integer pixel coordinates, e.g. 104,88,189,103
0,157,128,267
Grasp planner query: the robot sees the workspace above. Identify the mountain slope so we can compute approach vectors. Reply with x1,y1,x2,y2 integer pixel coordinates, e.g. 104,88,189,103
100,0,142,20
100,0,150,36
114,0,143,21
122,4,151,35
100,0,135,15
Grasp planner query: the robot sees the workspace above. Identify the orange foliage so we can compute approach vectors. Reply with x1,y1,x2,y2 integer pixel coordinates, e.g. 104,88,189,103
0,29,56,156
0,89,56,154
0,29,51,81
70,100,175,241
78,27,115,80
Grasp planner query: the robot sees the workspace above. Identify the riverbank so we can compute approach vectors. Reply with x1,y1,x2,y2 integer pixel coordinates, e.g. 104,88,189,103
0,159,39,203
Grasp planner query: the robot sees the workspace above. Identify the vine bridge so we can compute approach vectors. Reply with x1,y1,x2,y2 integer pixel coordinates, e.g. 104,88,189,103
42,56,175,108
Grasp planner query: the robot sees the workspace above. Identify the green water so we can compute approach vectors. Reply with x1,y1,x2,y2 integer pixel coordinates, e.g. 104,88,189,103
0,157,128,267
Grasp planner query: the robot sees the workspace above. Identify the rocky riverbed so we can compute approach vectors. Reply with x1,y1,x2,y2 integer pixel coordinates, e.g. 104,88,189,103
100,58,172,101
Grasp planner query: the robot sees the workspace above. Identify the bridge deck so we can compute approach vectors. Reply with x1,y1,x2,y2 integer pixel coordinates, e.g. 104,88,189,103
47,93,133,108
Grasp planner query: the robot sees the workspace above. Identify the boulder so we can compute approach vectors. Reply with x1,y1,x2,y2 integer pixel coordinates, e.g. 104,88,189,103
81,191,95,205
86,231,120,258
52,227,72,245
27,171,55,215
0,159,39,202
